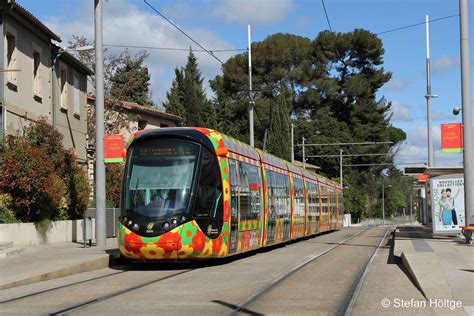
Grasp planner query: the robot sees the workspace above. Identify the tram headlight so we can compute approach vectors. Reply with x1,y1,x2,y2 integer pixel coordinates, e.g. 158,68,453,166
171,218,178,226
128,220,133,226
180,216,186,222
163,222,170,229
133,223,139,230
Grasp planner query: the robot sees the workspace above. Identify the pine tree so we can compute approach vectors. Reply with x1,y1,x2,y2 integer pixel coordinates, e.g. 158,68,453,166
110,51,153,106
266,86,291,160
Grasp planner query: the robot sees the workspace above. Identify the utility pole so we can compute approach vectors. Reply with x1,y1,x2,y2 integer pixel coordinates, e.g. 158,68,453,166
94,0,106,247
291,123,294,163
459,0,473,226
339,148,343,187
425,15,436,167
248,25,254,148
410,192,413,225
302,136,306,169
382,183,385,227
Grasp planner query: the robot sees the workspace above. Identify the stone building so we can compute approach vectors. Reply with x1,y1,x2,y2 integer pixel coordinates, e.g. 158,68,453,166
0,1,92,165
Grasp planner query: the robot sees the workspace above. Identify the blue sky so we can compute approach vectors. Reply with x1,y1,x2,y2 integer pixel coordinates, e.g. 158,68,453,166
20,0,472,168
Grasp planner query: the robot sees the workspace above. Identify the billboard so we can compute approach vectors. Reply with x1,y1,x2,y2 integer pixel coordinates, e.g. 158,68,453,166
430,174,465,234
441,123,463,153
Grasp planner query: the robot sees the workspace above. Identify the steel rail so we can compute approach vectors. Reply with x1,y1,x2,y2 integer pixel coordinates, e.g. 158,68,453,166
0,270,128,304
336,227,392,316
49,269,194,316
231,227,370,315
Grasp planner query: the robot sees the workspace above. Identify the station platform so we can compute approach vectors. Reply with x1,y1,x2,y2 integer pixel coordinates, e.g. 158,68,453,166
394,224,474,315
0,238,119,290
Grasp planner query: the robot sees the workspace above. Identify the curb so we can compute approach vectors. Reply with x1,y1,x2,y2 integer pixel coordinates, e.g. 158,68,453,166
400,251,425,298
0,251,121,290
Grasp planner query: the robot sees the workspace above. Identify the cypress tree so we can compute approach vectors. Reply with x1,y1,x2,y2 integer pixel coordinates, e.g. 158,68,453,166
163,49,213,127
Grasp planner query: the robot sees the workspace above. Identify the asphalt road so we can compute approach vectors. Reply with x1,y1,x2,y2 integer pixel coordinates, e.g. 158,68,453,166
0,227,408,315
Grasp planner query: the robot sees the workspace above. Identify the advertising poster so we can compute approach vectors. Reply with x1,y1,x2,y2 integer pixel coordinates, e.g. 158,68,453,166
104,134,124,163
441,123,463,153
430,174,465,234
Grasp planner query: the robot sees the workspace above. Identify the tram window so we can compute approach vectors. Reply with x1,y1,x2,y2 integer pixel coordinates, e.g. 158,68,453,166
229,159,238,218
307,181,319,220
275,172,290,219
338,191,344,214
238,162,261,220
194,147,223,219
124,139,198,218
293,177,305,217
266,170,276,219
320,184,328,217
330,188,337,220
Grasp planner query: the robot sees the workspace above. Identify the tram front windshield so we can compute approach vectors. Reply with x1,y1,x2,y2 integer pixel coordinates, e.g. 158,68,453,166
124,139,199,219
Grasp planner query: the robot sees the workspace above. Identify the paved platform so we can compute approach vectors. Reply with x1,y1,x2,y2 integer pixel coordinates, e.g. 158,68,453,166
0,238,119,290
394,224,474,315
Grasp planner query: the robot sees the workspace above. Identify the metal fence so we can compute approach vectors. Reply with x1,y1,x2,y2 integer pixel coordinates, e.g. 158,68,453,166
357,215,413,227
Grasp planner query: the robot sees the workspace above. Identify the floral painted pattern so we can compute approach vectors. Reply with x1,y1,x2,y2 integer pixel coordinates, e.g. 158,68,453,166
118,127,342,261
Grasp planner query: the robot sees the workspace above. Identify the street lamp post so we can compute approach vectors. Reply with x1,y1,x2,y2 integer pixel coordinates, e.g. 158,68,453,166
94,0,106,247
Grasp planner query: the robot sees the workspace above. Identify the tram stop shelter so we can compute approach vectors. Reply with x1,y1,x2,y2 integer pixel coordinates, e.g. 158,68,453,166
404,166,465,235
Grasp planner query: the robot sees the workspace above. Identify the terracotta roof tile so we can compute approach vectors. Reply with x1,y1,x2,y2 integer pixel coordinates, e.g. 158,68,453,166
87,96,182,122
4,1,62,42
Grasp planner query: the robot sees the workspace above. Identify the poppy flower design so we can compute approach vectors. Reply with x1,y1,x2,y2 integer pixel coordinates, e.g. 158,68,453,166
212,235,223,254
124,230,144,256
192,230,207,254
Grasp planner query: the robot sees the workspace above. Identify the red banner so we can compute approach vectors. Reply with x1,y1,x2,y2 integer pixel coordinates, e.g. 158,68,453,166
104,135,124,163
441,123,463,153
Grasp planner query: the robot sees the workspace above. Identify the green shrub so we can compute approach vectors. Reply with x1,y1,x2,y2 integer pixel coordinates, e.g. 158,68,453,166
0,136,65,222
0,118,90,222
106,163,124,208
0,193,19,223
63,151,90,219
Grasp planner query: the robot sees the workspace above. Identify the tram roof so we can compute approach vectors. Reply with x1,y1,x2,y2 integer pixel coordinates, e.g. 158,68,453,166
128,127,341,189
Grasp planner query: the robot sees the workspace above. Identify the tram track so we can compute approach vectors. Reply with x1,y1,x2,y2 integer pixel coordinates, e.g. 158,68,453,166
1,227,383,315
0,267,195,315
49,269,193,315
337,227,392,316
230,226,372,315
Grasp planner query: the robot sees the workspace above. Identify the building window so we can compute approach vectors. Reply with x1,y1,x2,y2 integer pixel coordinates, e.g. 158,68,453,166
33,51,41,96
73,74,80,115
6,33,17,85
59,65,67,109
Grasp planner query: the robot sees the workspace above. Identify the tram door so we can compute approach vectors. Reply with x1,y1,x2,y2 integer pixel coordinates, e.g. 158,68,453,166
266,170,276,244
228,159,239,253
282,173,291,240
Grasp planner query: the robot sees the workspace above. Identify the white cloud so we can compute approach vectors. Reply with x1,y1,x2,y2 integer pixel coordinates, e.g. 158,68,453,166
432,111,454,122
214,0,294,26
395,125,463,169
390,100,412,121
432,55,459,74
385,77,411,91
44,0,237,104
